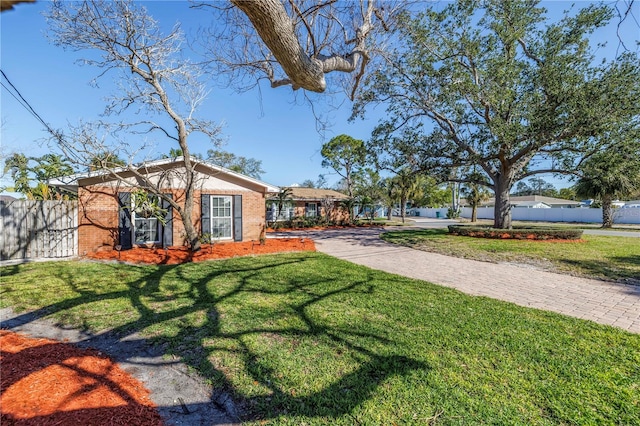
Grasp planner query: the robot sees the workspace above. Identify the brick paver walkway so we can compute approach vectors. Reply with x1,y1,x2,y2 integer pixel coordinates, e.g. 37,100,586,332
286,227,640,333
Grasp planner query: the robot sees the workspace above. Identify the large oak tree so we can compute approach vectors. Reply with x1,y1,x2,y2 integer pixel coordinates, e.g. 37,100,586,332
354,1,640,229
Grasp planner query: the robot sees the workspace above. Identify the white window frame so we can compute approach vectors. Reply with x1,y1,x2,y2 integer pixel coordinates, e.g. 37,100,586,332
209,195,233,240
131,193,162,245
305,202,318,217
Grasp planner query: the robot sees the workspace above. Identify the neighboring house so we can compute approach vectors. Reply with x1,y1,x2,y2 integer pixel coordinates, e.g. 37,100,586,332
477,195,581,209
0,194,19,202
49,157,279,254
512,201,551,209
266,187,350,223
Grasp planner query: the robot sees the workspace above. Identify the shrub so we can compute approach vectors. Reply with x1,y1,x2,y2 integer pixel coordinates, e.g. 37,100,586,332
446,207,460,219
447,225,583,240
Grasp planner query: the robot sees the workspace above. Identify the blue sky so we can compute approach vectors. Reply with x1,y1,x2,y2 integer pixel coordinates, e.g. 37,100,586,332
1,1,638,190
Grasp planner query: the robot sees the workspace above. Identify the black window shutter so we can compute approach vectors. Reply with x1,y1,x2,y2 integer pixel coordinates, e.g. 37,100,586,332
233,195,242,242
161,194,173,247
201,194,210,236
117,192,132,249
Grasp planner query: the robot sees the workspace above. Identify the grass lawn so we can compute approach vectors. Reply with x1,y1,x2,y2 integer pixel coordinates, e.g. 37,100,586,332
382,229,640,282
1,255,639,425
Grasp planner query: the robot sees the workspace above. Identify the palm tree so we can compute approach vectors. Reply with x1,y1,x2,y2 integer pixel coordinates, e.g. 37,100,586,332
574,146,640,228
272,187,293,225
381,177,399,220
393,168,425,223
462,183,491,222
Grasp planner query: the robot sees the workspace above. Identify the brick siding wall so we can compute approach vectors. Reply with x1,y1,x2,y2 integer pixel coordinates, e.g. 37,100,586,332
78,185,267,254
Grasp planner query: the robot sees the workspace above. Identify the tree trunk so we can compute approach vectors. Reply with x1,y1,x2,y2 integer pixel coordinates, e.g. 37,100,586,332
182,208,201,250
493,176,512,229
471,205,478,222
387,206,392,221
601,195,614,228
400,196,407,223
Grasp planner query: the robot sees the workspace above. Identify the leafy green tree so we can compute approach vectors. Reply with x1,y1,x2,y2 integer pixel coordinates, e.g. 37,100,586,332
558,187,578,201
321,134,367,198
354,168,384,221
380,177,399,220
207,149,264,179
3,153,31,194
392,168,425,223
514,178,558,197
3,153,74,199
355,1,640,229
412,176,450,208
89,151,127,171
462,184,491,222
31,154,74,183
574,143,640,228
270,187,293,225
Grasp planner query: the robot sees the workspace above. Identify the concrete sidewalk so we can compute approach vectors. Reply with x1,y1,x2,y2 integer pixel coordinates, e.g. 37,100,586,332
279,227,640,333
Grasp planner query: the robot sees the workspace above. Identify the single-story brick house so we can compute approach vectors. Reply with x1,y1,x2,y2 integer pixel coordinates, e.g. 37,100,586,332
266,187,350,223
49,157,279,255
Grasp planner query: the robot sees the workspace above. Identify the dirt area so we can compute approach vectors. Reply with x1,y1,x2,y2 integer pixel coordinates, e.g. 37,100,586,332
1,330,163,425
87,237,315,264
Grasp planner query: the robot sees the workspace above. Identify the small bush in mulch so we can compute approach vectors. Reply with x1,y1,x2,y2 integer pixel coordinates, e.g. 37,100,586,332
448,225,584,240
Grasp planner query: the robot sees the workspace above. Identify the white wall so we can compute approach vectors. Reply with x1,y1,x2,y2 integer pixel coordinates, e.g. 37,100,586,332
412,206,640,224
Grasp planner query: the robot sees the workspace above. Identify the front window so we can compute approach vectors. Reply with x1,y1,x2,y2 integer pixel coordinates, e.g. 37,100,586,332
210,196,233,239
132,192,162,244
306,203,318,217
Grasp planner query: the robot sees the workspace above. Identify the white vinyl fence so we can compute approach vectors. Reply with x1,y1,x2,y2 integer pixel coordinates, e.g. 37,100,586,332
412,206,640,224
1,200,78,261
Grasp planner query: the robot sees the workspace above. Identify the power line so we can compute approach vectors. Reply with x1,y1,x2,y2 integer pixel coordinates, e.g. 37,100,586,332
1,69,64,142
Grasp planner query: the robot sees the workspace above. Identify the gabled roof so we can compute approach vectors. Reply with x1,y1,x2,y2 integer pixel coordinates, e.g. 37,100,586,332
48,156,280,193
509,195,581,206
269,187,350,201
512,201,551,208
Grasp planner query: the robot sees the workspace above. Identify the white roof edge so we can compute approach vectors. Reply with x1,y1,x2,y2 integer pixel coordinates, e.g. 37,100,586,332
48,156,280,192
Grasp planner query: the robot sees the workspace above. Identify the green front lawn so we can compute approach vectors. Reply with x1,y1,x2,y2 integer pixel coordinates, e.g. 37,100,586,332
382,229,640,282
1,256,638,424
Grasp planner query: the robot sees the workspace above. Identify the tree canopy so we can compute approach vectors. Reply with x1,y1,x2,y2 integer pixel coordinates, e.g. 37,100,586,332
320,134,367,198
355,0,640,228
3,153,74,199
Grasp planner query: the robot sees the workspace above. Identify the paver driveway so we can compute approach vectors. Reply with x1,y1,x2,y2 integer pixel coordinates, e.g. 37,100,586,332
277,227,640,333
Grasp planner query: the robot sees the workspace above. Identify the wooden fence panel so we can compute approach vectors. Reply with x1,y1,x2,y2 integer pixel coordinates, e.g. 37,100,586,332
0,200,78,260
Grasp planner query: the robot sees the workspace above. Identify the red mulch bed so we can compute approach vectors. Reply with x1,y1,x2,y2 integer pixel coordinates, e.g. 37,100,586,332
87,238,316,265
0,330,163,426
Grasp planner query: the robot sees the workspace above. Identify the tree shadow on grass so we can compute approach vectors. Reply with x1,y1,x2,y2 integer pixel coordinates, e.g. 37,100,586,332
559,256,640,282
0,254,429,424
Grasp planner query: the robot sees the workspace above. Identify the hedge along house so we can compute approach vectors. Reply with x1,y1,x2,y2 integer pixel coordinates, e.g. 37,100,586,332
49,157,279,255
